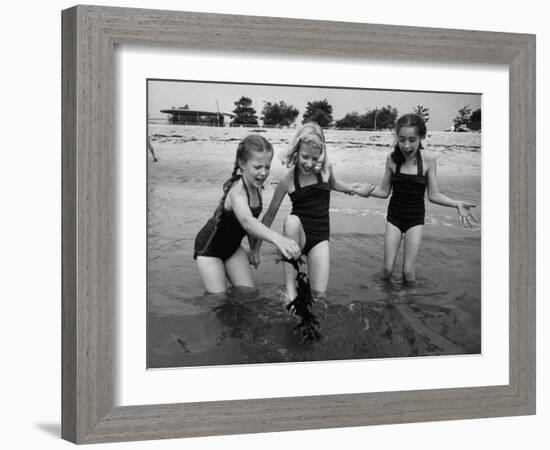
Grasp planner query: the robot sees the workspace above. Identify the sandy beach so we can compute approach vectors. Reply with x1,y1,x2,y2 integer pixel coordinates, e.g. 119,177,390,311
147,124,481,368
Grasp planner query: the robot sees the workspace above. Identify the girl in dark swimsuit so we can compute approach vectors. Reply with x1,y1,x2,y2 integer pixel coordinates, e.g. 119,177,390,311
355,113,477,283
251,122,356,302
194,135,300,294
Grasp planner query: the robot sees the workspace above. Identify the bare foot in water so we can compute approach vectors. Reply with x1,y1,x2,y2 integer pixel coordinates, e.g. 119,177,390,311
379,269,393,281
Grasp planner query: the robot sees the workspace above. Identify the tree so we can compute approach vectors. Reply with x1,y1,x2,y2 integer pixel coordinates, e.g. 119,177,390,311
261,101,299,127
302,99,333,127
335,105,397,130
413,105,430,123
371,105,398,130
335,112,362,129
359,110,375,129
453,105,472,130
468,108,481,130
232,96,258,126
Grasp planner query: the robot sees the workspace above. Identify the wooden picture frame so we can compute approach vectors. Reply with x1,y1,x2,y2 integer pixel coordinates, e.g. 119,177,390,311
62,5,536,444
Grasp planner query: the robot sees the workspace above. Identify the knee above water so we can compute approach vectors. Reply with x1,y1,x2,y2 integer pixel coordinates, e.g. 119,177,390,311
283,215,301,232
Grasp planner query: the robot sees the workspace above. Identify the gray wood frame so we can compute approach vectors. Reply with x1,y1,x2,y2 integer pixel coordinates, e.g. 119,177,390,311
62,5,536,444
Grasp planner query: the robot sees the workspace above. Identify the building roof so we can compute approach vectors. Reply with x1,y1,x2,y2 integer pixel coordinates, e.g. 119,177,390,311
160,109,236,118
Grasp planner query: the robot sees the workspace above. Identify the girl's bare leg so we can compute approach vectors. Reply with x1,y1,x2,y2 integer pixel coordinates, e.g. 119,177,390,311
307,240,330,300
224,246,255,288
383,221,403,279
402,225,424,283
282,214,306,301
196,256,228,294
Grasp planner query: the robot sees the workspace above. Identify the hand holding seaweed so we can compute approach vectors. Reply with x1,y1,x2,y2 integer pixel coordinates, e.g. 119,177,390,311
276,256,322,342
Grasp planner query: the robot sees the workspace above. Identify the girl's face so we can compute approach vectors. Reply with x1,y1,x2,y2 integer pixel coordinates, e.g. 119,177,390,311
297,142,322,175
397,126,422,156
240,151,273,189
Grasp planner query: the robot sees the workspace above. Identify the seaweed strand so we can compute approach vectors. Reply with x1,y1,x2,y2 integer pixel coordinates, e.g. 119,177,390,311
278,256,322,342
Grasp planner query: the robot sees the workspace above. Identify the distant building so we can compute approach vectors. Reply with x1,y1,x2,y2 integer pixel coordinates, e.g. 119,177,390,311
161,108,236,126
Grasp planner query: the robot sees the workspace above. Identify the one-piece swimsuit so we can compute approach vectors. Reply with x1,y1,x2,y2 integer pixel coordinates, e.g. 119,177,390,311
387,150,427,233
289,166,331,255
193,180,262,261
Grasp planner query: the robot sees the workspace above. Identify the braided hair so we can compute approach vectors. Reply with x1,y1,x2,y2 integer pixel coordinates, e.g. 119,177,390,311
198,135,273,253
390,113,427,166
282,121,328,172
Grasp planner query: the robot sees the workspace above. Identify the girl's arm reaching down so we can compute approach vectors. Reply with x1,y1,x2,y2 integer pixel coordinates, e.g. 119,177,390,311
229,182,300,259
249,177,290,264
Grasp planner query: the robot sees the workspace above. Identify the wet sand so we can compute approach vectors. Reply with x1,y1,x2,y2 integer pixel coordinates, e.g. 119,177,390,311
147,125,481,368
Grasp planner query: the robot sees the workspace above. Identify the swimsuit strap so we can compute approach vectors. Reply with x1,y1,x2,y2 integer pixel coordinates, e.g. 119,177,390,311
315,171,324,184
395,151,423,175
241,178,251,204
417,150,423,176
293,164,301,190
258,186,263,209
293,165,325,188
242,178,263,209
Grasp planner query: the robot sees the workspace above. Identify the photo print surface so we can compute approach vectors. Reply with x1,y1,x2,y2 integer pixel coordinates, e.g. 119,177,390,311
147,79,481,369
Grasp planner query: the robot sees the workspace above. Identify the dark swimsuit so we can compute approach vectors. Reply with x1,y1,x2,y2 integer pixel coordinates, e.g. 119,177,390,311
289,167,331,255
193,180,262,261
387,151,428,233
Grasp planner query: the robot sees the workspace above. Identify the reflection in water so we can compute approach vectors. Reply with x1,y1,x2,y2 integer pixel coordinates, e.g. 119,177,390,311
147,278,481,369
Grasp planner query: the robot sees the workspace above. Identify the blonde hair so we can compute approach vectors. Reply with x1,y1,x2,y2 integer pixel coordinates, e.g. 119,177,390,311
282,122,328,172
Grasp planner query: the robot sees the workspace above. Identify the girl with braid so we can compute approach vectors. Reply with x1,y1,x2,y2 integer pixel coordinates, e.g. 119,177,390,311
251,122,357,303
193,134,301,294
354,113,477,283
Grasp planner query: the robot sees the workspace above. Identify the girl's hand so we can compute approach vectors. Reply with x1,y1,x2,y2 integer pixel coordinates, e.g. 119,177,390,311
353,183,375,197
457,202,478,228
275,236,301,260
345,186,356,196
247,249,261,268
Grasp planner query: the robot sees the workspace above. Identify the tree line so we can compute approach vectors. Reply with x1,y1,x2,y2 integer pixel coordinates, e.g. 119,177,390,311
231,96,481,131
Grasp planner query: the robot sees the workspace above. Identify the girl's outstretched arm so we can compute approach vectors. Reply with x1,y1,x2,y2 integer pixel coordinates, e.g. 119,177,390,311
426,153,478,227
328,163,354,194
248,174,291,265
355,153,392,199
229,181,300,260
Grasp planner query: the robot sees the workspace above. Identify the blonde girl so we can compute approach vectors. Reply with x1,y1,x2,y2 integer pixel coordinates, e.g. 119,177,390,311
252,122,355,302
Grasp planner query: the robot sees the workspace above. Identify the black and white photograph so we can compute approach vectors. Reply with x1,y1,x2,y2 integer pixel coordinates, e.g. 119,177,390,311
3,0,544,448
147,80,482,369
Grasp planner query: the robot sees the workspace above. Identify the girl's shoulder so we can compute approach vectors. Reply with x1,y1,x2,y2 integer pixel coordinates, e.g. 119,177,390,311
226,178,246,205
228,177,244,192
385,152,397,170
279,168,295,186
223,178,245,211
320,163,332,182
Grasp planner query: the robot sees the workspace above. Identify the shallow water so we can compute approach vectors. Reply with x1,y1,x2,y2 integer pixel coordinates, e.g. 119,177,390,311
148,271,480,368
147,125,481,369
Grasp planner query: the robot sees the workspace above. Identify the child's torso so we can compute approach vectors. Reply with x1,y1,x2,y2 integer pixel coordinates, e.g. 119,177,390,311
289,167,330,219
194,180,262,259
389,151,428,214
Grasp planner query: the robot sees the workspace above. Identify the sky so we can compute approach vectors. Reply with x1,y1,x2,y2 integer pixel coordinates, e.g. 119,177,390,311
148,79,481,131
